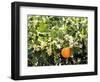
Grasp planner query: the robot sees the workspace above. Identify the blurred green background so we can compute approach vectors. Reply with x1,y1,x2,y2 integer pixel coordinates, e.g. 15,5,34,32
27,15,88,66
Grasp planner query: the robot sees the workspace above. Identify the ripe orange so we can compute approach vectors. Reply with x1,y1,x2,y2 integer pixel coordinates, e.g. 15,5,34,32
61,48,72,59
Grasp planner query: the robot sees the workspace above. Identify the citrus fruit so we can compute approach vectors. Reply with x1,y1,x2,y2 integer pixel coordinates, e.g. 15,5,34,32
61,48,72,59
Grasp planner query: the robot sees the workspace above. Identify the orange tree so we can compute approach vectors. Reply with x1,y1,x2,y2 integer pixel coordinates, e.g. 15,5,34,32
28,15,88,66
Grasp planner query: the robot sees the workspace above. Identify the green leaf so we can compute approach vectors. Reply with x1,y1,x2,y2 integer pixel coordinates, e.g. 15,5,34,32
37,23,48,32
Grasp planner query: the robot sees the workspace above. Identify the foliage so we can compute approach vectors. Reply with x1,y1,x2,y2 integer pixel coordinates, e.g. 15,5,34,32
28,15,88,66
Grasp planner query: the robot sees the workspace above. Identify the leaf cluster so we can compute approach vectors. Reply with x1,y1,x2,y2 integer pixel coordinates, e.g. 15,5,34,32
28,15,88,66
